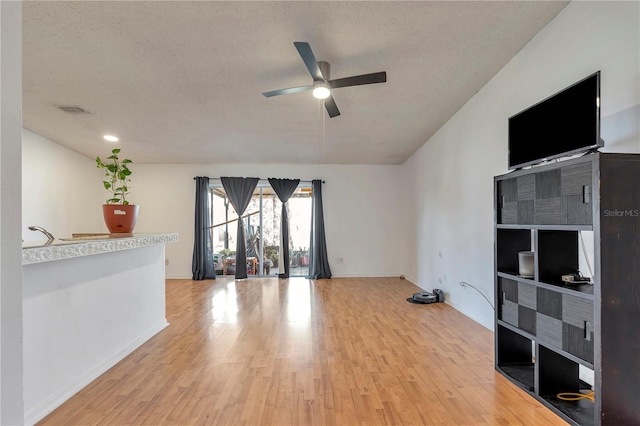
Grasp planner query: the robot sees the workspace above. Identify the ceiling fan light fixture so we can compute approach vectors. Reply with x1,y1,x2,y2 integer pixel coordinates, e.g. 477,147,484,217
312,82,330,100
263,42,386,118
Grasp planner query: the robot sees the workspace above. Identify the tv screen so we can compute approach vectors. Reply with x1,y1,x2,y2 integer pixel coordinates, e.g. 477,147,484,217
508,71,602,170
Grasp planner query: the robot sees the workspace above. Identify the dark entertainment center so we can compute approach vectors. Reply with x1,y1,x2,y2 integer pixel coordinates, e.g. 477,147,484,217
494,72,640,426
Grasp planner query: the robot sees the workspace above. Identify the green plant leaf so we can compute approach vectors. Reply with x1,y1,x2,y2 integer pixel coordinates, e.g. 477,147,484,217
123,201,130,205
98,149,132,201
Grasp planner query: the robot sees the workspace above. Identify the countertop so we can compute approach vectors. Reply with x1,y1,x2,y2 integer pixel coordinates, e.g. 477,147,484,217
22,232,178,265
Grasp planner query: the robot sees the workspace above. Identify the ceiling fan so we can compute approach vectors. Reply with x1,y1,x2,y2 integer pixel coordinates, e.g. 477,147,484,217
262,42,387,118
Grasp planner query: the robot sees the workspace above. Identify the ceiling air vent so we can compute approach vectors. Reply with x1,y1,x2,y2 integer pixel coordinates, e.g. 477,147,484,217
55,105,89,113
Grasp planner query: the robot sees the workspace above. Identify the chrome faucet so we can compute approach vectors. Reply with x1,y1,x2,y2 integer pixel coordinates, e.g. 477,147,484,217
28,226,55,244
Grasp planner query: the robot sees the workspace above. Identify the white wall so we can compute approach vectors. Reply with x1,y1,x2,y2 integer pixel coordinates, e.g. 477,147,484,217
0,2,24,423
22,130,105,241
133,163,407,279
403,1,640,329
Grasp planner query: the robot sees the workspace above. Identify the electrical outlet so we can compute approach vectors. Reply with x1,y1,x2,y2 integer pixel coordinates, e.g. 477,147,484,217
165,259,169,266
336,257,343,264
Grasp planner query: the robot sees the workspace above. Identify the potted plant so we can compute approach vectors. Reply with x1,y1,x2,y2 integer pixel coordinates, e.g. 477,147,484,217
299,247,310,266
96,148,139,233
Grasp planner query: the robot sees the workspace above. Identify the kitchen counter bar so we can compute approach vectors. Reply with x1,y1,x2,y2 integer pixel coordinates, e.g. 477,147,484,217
22,232,177,424
22,232,178,264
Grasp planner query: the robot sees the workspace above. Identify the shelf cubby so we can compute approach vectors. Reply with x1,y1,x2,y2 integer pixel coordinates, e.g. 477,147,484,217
496,228,532,276
538,345,594,426
496,325,535,391
537,230,579,285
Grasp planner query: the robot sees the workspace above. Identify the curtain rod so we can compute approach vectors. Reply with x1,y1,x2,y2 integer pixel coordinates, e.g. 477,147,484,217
193,177,325,183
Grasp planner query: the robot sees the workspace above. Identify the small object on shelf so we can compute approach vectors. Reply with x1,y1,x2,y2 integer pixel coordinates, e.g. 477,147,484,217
557,391,595,402
561,272,591,285
518,251,534,277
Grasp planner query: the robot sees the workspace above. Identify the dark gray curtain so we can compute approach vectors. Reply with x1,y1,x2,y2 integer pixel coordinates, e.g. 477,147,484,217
308,180,332,279
192,176,215,280
220,177,259,279
268,178,300,278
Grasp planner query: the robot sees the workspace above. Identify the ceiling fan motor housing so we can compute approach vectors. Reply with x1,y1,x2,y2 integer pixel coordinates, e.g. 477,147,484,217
317,61,330,81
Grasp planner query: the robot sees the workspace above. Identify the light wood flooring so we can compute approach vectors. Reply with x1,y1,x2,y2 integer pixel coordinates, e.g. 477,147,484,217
39,277,565,425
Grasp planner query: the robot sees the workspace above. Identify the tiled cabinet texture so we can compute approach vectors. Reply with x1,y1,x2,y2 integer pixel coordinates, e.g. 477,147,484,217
494,153,640,426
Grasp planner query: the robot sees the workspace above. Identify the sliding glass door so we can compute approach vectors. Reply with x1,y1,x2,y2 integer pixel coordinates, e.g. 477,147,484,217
209,182,312,277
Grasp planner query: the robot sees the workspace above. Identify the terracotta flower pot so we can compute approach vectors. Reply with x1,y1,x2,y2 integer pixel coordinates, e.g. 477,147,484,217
102,204,139,233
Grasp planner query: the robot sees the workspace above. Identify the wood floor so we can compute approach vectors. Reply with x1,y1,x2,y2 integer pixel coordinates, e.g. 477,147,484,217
39,277,565,425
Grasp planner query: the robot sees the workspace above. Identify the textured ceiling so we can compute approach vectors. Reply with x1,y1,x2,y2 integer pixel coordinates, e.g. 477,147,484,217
22,1,568,165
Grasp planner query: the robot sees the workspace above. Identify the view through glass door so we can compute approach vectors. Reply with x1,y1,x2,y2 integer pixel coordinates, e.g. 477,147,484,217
210,182,312,277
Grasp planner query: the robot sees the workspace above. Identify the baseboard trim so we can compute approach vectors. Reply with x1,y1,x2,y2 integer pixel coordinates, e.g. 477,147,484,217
445,299,493,331
403,275,418,284
24,320,170,426
165,274,407,280
328,274,403,278
165,274,192,279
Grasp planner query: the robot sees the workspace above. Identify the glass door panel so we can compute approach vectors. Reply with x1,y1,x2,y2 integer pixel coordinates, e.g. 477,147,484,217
288,187,312,277
210,183,311,277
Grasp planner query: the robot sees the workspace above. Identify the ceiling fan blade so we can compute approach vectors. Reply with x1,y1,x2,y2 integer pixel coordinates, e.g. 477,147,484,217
262,85,313,98
329,71,387,89
293,42,324,81
324,95,340,118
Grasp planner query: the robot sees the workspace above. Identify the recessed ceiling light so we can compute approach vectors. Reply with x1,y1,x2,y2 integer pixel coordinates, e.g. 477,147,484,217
103,135,119,142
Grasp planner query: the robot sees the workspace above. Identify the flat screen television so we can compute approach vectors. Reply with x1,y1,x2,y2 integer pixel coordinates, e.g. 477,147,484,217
508,71,602,170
